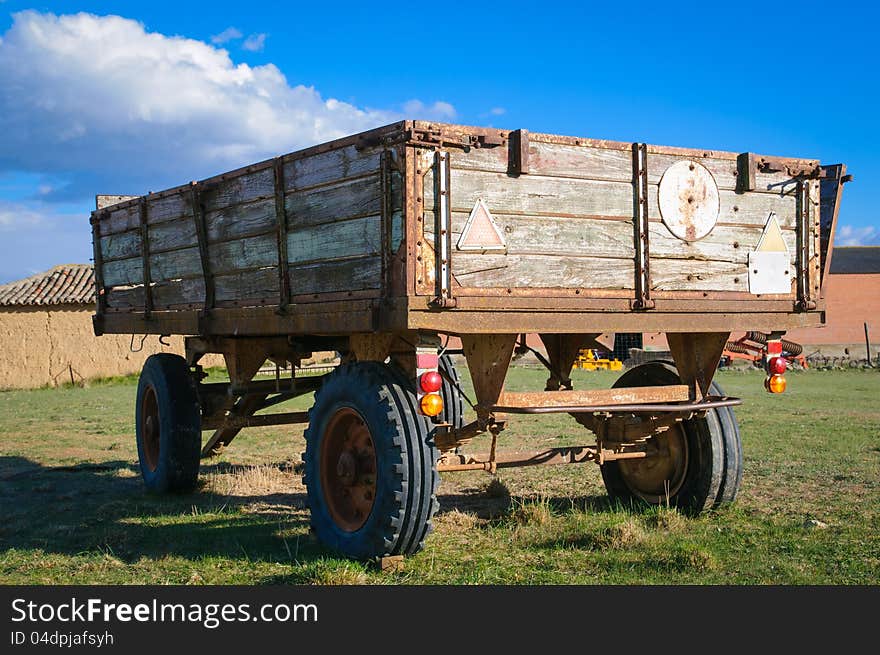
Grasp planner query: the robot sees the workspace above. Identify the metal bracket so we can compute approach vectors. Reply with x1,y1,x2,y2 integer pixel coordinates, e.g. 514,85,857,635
795,180,816,310
508,129,529,176
434,150,452,301
91,209,108,322
632,143,654,310
138,196,154,319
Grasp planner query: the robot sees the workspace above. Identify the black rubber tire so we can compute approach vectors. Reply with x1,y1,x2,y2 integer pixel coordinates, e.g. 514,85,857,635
599,361,742,513
303,362,439,559
439,354,466,430
135,354,201,493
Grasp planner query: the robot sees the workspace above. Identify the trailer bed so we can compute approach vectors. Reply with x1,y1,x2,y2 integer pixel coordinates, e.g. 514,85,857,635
91,120,846,337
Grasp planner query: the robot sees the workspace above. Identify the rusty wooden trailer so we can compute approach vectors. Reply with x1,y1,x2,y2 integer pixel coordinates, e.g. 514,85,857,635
91,120,848,559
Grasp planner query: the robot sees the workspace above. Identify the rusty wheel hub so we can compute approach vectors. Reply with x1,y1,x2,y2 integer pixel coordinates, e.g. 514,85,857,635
618,424,688,503
140,386,160,472
319,407,377,532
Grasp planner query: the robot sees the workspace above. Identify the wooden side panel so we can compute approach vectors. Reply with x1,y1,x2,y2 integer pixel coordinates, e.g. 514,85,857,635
96,141,393,312
446,140,804,294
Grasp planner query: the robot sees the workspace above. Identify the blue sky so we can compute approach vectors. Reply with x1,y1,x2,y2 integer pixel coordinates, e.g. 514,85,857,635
0,0,877,283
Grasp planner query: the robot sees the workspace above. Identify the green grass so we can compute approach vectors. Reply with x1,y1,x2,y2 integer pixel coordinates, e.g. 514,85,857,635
0,366,877,584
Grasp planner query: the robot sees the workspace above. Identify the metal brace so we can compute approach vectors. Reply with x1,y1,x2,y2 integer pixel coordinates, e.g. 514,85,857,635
433,150,452,304
632,143,654,310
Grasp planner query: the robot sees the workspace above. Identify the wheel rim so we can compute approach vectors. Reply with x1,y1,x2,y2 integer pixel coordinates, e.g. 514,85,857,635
319,407,377,532
618,424,689,503
141,385,160,473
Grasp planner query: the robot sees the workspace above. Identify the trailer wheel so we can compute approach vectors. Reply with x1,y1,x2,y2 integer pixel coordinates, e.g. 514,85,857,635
303,362,439,559
135,354,201,493
600,361,742,513
439,354,466,430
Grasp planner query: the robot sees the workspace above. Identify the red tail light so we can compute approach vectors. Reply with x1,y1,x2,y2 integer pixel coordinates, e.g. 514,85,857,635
768,356,787,375
420,370,442,393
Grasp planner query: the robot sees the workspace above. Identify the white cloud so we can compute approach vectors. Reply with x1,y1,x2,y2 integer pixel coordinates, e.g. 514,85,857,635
211,27,242,44
242,33,266,52
838,224,880,245
836,224,879,246
0,11,457,283
402,99,457,121
0,201,48,230
489,107,506,116
0,11,405,198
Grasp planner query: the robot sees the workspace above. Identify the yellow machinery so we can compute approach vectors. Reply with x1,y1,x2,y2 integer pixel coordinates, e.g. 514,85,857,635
574,349,623,371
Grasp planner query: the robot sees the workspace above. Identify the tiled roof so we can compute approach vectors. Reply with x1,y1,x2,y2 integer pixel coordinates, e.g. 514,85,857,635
829,246,880,274
0,265,95,306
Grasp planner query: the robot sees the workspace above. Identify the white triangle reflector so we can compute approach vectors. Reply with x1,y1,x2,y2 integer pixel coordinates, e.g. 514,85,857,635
457,198,506,251
756,212,789,254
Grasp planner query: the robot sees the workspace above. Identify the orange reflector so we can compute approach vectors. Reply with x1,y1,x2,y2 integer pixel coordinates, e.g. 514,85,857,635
766,374,787,394
419,393,444,416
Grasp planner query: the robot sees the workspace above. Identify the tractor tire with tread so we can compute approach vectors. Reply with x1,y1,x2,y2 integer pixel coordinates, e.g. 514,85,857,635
303,362,439,559
135,353,202,494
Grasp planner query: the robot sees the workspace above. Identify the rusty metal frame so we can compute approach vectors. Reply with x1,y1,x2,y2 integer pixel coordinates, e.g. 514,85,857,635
433,150,452,304
508,128,529,176
632,142,654,310
460,333,517,420
493,395,741,414
795,180,816,311
90,210,107,334
137,197,155,319
666,332,729,399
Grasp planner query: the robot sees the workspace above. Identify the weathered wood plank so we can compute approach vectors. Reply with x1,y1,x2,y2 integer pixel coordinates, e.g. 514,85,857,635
200,168,275,213
453,254,635,289
103,257,143,287
448,212,635,259
286,174,382,228
649,222,797,264
210,234,279,275
205,197,276,243
285,144,383,191
289,256,381,296
100,204,140,235
105,277,206,309
450,170,635,219
215,267,280,305
288,215,381,265
100,231,142,261
453,141,633,182
650,258,793,293
149,246,203,282
148,218,198,253
146,193,190,224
